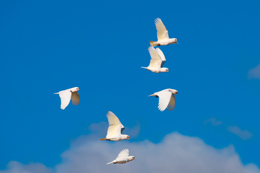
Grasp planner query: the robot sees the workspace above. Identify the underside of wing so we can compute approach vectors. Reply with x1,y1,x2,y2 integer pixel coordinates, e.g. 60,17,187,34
116,149,129,160
167,94,175,110
106,111,123,137
71,91,80,105
58,91,72,110
157,90,172,111
156,48,166,67
155,18,169,41
107,125,122,138
148,46,162,69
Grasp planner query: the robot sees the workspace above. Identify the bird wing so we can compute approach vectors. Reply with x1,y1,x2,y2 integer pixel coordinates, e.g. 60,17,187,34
148,46,162,69
58,91,72,110
156,47,166,67
116,149,129,160
157,90,172,111
167,94,175,110
106,111,124,137
155,18,169,41
71,91,80,105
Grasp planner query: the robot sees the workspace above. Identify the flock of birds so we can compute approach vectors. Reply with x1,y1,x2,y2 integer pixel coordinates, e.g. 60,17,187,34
55,18,178,165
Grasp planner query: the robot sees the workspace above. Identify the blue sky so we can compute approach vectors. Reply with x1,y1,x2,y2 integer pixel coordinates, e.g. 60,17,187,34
0,0,260,172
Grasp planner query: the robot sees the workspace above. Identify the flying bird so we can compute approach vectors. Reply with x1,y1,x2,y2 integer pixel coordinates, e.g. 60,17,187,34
54,87,79,110
149,89,178,111
100,111,129,141
150,18,178,47
107,149,135,165
142,46,169,73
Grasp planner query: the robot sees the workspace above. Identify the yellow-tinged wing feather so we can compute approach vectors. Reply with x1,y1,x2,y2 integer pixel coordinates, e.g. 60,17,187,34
71,91,80,105
148,46,162,70
106,111,124,138
167,94,175,110
155,18,169,41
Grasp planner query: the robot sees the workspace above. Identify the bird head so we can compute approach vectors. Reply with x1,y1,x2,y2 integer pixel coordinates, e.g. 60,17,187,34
129,156,135,161
161,68,169,72
171,38,178,44
121,135,130,140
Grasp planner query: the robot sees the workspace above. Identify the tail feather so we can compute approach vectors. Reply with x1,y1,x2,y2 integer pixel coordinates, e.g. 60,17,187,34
100,138,107,141
150,41,159,47
107,161,114,165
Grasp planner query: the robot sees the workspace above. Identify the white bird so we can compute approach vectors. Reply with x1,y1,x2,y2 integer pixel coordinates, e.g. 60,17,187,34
100,111,129,141
149,89,178,111
142,46,168,73
107,149,135,165
54,87,79,110
150,18,178,47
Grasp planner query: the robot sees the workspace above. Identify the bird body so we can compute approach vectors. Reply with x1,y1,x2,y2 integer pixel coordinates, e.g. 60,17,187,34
142,46,168,73
150,18,177,47
100,111,130,141
107,149,135,165
149,89,178,111
54,87,79,110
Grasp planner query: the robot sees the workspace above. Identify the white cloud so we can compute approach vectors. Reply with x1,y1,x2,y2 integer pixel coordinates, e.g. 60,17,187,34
0,161,52,173
248,63,260,79
228,126,253,140
205,118,222,126
1,132,259,173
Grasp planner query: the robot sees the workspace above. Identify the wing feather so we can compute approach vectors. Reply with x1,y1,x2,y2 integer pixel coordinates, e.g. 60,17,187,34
58,91,72,110
116,149,129,160
157,90,172,111
71,91,80,105
106,111,124,138
156,48,166,67
148,46,162,69
167,94,175,110
155,18,169,41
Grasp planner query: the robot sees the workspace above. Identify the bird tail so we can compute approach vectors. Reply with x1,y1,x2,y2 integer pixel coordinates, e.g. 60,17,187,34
106,161,114,165
150,41,159,47
100,138,107,141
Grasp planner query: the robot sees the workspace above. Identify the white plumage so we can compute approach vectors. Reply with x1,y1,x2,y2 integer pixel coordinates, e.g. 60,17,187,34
107,149,135,165
100,111,129,141
54,87,79,110
150,18,178,46
142,46,168,73
149,89,178,111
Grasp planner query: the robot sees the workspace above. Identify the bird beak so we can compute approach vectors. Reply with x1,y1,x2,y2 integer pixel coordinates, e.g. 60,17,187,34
148,94,155,97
